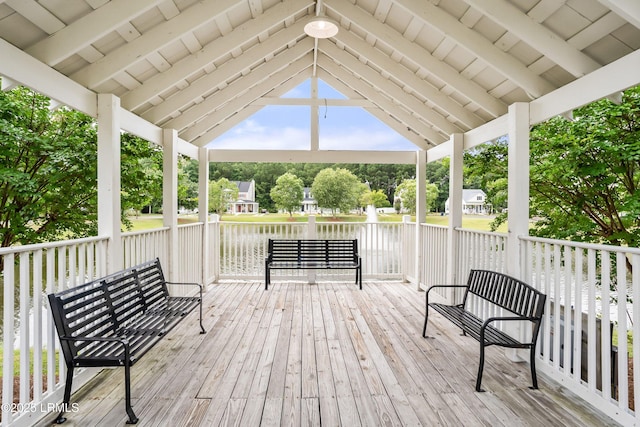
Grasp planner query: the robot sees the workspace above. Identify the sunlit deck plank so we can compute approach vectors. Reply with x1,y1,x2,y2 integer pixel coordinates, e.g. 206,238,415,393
39,280,621,427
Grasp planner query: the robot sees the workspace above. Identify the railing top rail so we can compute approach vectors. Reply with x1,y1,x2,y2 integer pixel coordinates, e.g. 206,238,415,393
454,227,507,238
519,234,640,255
0,235,109,256
122,227,170,237
178,222,204,229
420,223,448,230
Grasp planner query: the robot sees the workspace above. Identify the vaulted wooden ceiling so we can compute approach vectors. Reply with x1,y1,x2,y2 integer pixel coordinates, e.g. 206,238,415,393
1,0,639,151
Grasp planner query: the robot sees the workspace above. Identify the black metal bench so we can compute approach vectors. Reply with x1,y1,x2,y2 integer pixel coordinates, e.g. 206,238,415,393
265,238,362,290
47,258,206,424
422,269,546,392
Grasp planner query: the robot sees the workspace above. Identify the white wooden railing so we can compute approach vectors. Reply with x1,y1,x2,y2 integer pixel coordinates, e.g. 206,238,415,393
1,236,108,427
522,235,639,426
1,222,638,426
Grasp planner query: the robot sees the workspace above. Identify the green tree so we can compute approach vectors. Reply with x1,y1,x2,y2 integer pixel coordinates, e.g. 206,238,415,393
360,189,391,208
311,168,361,216
178,157,198,211
395,179,417,214
209,178,238,214
529,86,640,252
394,179,439,217
120,133,164,222
0,86,98,247
270,172,304,216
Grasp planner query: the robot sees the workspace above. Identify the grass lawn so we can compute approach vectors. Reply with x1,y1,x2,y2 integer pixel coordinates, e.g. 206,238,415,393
126,213,507,232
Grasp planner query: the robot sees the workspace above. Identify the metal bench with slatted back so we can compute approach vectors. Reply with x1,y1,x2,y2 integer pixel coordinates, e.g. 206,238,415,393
47,258,205,424
422,269,546,392
265,239,362,290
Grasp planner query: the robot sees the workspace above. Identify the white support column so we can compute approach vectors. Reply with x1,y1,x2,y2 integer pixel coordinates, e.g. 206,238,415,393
198,146,210,287
507,102,530,279
97,94,122,273
415,150,427,290
447,134,464,296
310,77,319,151
506,102,530,362
163,129,179,282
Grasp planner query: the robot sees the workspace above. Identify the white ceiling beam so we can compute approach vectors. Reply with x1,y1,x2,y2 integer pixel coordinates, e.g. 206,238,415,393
0,38,97,117
197,70,310,146
530,48,640,125
325,0,506,117
25,0,164,66
141,23,310,124
251,98,368,107
321,43,462,136
598,0,640,29
208,149,417,164
179,55,312,141
122,0,313,111
162,39,313,132
462,0,601,77
5,0,64,34
317,69,431,149
318,60,443,147
386,0,556,97
334,29,484,129
70,0,241,88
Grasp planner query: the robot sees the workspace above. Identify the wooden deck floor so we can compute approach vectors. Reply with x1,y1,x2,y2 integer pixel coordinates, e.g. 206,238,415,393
41,280,619,426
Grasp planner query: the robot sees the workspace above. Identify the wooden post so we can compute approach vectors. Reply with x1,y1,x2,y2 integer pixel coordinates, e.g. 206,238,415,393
198,146,210,288
97,94,122,273
163,129,179,283
447,134,464,303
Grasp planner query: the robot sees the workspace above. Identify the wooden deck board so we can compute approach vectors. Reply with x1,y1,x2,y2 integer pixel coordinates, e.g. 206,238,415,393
39,280,622,427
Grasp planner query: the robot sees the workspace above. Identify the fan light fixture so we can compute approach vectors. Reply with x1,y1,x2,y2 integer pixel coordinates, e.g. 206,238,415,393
304,16,339,38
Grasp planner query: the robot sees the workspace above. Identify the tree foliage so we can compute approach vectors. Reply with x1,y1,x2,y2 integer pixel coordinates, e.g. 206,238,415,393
465,85,640,245
311,168,361,216
270,172,304,216
529,86,640,249
208,177,238,214
0,87,98,247
394,179,439,218
360,189,391,208
0,85,174,246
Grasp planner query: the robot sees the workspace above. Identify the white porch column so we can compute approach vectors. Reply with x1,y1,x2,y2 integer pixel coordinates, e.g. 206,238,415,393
97,94,122,274
447,134,464,297
163,129,179,282
506,102,530,279
198,146,210,287
506,102,530,362
415,150,427,290
310,77,319,151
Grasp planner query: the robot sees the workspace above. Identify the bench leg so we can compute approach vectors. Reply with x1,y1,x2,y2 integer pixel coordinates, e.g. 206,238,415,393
54,365,74,424
265,266,270,290
529,347,539,389
356,267,362,290
124,363,139,424
476,343,486,392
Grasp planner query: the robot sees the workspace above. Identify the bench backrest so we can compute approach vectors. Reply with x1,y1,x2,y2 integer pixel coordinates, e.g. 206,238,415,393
48,258,169,362
464,269,546,319
268,239,359,263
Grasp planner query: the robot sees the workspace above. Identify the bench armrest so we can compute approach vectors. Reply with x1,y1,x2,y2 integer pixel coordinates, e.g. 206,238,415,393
480,316,543,343
426,284,467,304
164,281,203,298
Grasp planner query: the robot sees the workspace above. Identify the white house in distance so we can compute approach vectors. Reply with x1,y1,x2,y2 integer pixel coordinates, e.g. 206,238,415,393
228,180,259,214
300,187,318,213
445,189,489,215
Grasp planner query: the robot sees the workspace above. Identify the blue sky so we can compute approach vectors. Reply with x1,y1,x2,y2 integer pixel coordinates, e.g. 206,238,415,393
207,79,417,151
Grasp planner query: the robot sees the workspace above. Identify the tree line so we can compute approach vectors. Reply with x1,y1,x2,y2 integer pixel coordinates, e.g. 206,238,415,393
2,81,639,252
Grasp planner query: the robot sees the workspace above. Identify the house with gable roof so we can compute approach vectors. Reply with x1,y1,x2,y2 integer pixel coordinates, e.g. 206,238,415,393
445,189,490,215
